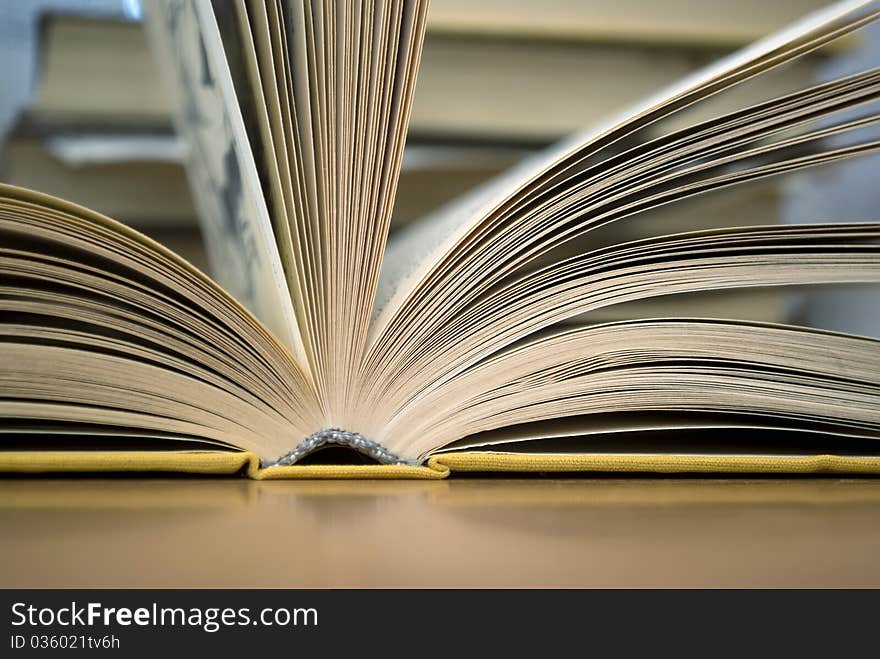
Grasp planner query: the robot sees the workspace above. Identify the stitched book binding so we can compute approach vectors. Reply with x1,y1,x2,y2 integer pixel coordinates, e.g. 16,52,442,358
262,429,419,467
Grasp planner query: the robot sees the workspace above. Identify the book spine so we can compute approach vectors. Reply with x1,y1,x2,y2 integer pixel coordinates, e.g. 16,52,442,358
262,429,418,467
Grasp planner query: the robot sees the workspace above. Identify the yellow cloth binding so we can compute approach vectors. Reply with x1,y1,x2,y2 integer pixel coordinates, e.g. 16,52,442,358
0,451,447,479
1,450,880,477
429,452,880,475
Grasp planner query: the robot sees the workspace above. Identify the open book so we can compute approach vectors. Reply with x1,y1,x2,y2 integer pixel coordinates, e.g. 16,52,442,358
3,0,880,478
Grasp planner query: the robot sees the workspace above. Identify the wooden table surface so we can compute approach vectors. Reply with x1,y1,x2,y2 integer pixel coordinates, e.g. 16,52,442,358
2,477,879,587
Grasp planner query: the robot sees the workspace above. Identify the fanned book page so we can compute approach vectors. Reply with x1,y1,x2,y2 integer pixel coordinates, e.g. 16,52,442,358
2,0,880,477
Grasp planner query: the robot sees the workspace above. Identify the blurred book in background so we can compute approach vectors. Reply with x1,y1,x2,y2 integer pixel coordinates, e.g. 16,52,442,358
424,0,837,47
17,9,828,146
27,14,171,128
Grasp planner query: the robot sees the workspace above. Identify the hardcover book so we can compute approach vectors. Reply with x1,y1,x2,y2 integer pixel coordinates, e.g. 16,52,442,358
3,0,880,478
